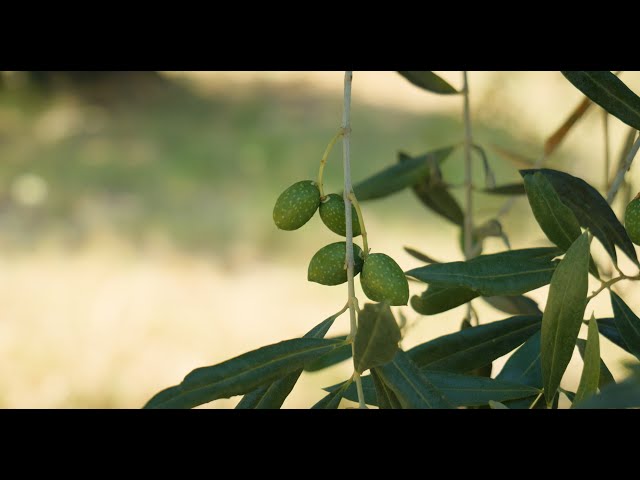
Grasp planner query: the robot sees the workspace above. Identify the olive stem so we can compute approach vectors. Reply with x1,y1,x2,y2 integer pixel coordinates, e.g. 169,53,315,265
606,133,640,205
462,71,475,323
317,129,345,198
529,391,544,409
348,192,369,257
586,272,640,302
341,71,367,409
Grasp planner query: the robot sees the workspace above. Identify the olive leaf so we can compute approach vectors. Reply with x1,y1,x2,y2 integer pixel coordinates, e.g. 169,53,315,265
237,310,345,409
397,71,459,95
541,232,590,406
353,303,401,373
406,247,561,297
562,71,640,131
572,318,600,407
520,168,639,267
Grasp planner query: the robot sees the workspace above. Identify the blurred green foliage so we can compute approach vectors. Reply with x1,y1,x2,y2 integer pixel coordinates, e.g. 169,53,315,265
0,73,542,258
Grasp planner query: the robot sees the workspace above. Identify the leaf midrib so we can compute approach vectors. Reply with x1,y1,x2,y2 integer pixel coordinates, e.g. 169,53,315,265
356,308,389,373
418,321,541,370
158,341,344,406
583,71,640,120
389,359,434,408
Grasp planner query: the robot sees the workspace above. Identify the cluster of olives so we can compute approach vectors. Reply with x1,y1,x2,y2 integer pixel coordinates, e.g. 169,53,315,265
273,180,409,306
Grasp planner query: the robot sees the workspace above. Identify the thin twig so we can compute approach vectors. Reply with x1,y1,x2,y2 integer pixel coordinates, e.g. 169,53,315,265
607,134,640,205
348,192,369,256
586,272,640,302
342,71,366,409
317,129,344,198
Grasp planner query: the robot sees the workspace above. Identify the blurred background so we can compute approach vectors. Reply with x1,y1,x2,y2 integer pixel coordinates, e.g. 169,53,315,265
0,71,638,408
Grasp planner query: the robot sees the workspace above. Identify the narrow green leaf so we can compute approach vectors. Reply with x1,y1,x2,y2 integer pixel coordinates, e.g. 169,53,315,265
489,400,509,409
422,371,540,406
145,337,345,409
610,292,640,360
481,183,526,196
411,284,480,315
471,144,497,189
575,375,640,409
304,340,352,372
482,295,542,316
329,376,377,407
353,146,455,201
573,318,600,406
559,387,576,403
354,303,401,373
235,374,301,410
407,315,542,373
403,246,441,264
577,338,615,389
371,369,400,409
522,171,599,277
524,171,582,251
520,168,639,267
541,232,590,406
334,370,539,407
412,180,464,226
497,331,542,388
375,351,453,409
236,310,343,409
561,71,640,131
398,152,464,225
398,71,459,95
406,247,561,297
312,379,352,409
593,317,631,353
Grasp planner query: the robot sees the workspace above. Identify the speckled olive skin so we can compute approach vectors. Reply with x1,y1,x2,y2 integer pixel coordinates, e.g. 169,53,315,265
319,193,362,237
273,180,321,231
360,253,409,305
625,198,640,246
308,242,364,286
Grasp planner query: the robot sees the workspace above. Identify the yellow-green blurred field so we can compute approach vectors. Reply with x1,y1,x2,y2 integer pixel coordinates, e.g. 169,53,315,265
0,71,638,408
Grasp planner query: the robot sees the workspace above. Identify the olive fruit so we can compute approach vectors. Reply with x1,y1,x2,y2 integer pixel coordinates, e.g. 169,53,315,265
360,253,409,306
319,193,361,237
625,196,640,246
273,180,321,231
308,242,364,286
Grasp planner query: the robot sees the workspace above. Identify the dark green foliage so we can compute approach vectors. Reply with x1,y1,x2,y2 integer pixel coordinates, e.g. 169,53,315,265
482,295,542,316
561,71,640,131
406,248,561,297
407,315,542,373
352,146,455,201
541,233,590,406
520,168,639,267
146,71,640,410
398,71,459,95
411,285,480,315
145,337,345,409
610,292,640,359
353,303,401,373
